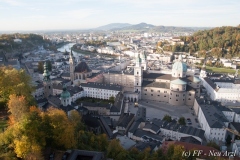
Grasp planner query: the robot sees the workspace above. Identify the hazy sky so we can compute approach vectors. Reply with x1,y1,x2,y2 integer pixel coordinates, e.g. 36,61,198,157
0,0,239,31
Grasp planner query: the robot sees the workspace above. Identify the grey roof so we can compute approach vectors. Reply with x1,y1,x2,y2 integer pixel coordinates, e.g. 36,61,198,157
67,86,83,95
142,81,170,89
229,122,240,132
116,135,136,150
133,129,163,142
52,77,71,84
117,113,135,128
61,72,70,77
143,72,172,80
196,98,229,128
128,119,144,133
134,141,161,152
231,108,240,114
74,61,92,73
36,98,48,104
52,83,63,90
152,118,205,140
81,82,122,91
143,123,160,133
179,136,202,145
203,77,219,91
67,149,104,160
99,116,113,138
48,95,61,107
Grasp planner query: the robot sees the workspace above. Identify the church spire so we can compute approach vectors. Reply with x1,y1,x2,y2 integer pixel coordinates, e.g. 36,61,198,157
43,61,50,81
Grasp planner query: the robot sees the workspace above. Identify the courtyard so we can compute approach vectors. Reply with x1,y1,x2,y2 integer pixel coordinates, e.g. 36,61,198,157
127,100,200,128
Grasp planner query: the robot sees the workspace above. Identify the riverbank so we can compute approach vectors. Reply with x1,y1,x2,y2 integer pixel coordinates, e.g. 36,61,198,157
72,47,119,58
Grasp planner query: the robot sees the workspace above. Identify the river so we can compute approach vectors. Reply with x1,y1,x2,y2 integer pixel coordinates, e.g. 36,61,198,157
57,43,85,57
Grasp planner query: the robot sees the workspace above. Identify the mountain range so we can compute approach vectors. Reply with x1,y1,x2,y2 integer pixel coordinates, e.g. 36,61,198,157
94,22,211,32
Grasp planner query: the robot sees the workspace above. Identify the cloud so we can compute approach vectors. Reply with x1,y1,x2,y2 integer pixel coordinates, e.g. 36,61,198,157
0,0,24,6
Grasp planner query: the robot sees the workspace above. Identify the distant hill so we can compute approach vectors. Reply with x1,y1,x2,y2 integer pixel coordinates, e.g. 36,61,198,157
95,23,132,30
95,23,210,32
113,22,155,31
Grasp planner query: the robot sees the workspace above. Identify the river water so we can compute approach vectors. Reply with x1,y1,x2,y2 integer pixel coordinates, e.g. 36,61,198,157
57,43,84,57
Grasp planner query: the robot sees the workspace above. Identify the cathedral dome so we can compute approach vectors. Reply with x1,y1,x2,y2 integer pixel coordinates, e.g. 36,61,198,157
75,61,91,73
172,61,187,72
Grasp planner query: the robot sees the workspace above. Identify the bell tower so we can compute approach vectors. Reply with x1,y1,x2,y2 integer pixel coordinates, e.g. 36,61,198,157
43,61,52,98
134,54,143,99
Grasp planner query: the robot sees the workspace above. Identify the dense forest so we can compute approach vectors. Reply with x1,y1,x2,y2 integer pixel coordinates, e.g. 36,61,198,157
162,26,240,58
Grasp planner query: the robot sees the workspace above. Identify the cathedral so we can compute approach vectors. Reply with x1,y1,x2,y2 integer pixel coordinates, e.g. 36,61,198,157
102,52,201,106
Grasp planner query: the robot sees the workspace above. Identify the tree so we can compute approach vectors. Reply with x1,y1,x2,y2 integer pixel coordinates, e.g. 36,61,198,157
13,111,45,159
107,139,125,159
45,107,76,149
7,95,29,125
151,148,166,160
207,141,220,150
109,96,115,103
172,145,185,160
163,115,172,122
0,67,35,105
178,117,186,125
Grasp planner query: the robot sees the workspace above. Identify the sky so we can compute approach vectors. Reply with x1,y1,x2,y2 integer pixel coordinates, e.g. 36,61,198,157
0,0,239,31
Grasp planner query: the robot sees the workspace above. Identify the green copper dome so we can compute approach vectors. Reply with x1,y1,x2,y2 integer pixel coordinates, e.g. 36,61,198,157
61,85,70,99
172,61,187,72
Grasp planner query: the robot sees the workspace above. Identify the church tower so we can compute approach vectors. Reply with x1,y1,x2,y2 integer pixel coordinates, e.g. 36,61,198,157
134,54,143,99
43,61,52,98
69,49,75,82
140,51,147,70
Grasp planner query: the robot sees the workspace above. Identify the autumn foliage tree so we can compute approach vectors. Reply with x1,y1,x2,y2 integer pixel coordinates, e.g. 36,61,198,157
0,67,35,106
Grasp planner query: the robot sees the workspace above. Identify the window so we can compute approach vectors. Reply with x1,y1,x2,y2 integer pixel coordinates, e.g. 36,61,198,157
158,95,160,96
164,95,166,97
158,90,160,93
189,94,191,96
176,99,178,101
145,94,147,95
151,90,153,92
188,98,191,100
170,93,172,95
137,83,138,85
144,89,147,91
183,99,185,101
151,94,153,96
137,72,139,75
49,86,51,89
